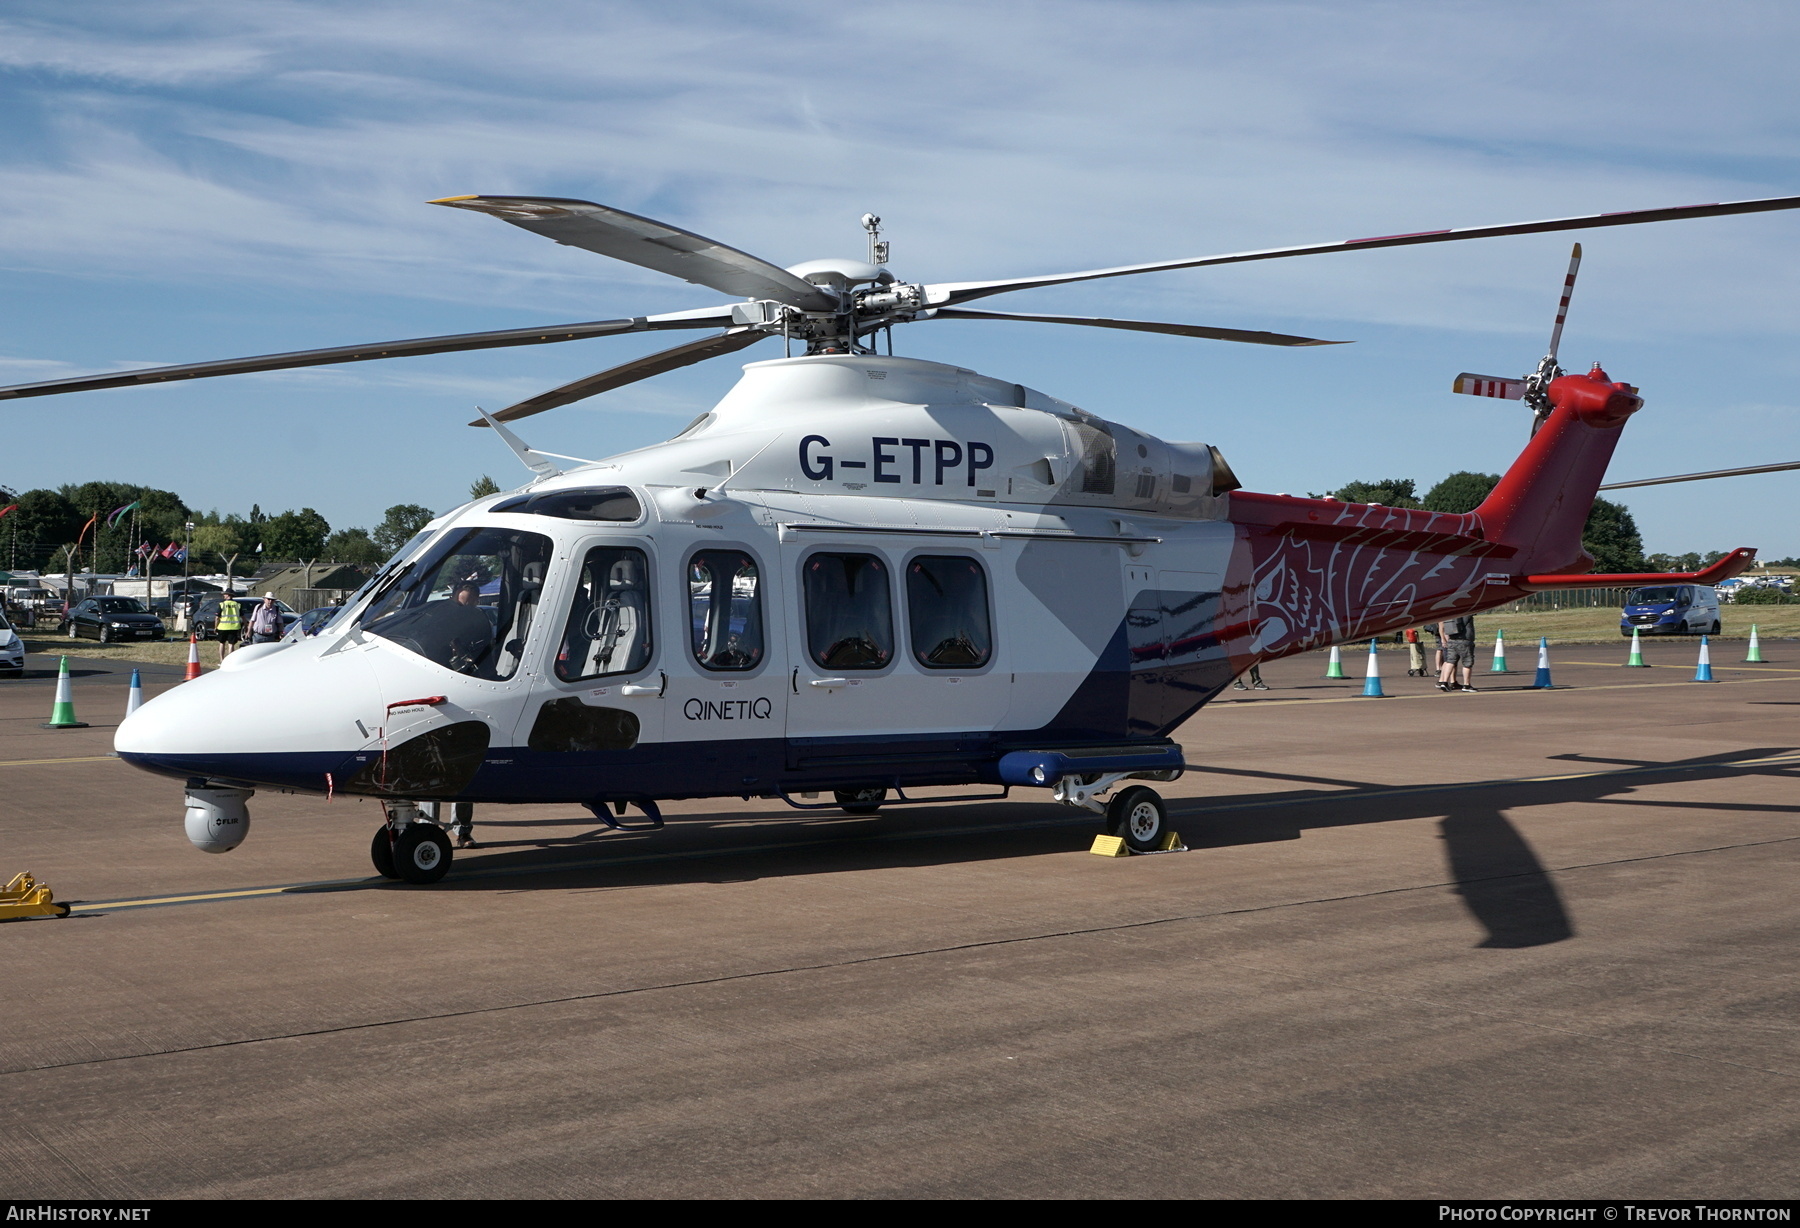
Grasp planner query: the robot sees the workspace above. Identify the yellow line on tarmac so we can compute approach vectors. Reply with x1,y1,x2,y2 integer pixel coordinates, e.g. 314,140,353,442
0,755,119,767
1564,660,1800,673
67,882,367,913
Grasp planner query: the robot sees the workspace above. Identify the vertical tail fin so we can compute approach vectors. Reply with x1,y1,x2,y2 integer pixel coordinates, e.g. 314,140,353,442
1475,365,1642,574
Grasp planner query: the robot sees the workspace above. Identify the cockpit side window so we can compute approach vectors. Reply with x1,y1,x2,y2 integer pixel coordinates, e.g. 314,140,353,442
803,553,893,671
357,527,552,680
556,546,654,682
689,550,764,672
906,555,992,669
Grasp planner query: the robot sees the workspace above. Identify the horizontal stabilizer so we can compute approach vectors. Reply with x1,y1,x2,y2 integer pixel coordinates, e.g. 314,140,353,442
1519,547,1757,592
1453,373,1525,400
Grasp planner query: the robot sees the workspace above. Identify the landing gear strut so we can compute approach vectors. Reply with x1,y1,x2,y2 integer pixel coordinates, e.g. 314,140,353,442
1051,772,1172,852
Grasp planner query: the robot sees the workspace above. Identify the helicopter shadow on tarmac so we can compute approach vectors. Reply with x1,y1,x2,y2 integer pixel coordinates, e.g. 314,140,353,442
285,747,1800,952
1172,746,1800,949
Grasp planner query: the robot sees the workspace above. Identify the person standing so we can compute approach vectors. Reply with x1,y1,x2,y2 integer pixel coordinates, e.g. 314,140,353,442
1405,627,1427,677
215,592,243,662
1437,614,1478,692
1231,663,1269,691
248,592,284,644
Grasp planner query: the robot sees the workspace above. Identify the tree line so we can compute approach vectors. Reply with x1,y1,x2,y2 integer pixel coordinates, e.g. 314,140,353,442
0,477,501,574
1314,471,1789,573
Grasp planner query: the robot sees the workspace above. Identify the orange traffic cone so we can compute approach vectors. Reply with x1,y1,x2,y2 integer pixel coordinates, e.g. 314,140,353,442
184,634,202,681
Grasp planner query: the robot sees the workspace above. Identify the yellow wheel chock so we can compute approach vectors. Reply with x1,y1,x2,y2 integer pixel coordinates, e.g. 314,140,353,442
0,872,70,920
1088,831,1186,857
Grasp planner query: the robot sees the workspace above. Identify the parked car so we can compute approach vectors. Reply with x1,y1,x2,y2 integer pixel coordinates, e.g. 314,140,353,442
287,605,343,639
1620,585,1721,636
0,610,23,673
190,595,298,639
61,596,167,643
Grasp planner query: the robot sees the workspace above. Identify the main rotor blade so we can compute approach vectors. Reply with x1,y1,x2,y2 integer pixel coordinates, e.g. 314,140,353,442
925,193,1800,308
1599,460,1800,490
475,329,770,425
0,307,736,402
432,195,837,312
929,307,1344,346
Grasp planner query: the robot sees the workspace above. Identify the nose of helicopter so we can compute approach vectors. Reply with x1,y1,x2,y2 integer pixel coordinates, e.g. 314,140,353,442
116,643,384,790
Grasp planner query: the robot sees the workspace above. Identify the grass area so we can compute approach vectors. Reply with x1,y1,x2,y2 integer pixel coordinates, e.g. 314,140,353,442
21,631,213,670
1460,603,1800,646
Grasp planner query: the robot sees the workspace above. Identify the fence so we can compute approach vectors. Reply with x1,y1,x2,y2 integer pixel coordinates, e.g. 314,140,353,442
1489,587,1635,613
291,586,362,613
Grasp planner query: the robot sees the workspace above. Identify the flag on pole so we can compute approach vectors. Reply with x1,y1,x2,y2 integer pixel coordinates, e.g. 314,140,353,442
159,542,180,559
106,501,141,528
0,504,17,518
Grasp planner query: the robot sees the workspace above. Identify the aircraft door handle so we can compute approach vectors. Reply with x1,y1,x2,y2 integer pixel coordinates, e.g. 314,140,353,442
620,672,665,697
808,677,848,689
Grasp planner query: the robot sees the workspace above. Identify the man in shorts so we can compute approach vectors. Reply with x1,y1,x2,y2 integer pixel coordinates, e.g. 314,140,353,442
1437,615,1477,692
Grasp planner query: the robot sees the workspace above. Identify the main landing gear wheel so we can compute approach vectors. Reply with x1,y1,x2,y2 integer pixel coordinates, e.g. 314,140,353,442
1106,785,1168,853
370,826,400,880
393,824,452,884
835,787,887,815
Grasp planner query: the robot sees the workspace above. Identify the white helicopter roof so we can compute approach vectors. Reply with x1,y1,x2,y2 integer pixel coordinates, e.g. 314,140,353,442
515,354,1231,522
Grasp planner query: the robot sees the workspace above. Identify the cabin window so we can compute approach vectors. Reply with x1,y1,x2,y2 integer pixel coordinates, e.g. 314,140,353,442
906,555,993,669
490,486,642,523
555,546,654,682
803,552,893,671
688,549,764,671
358,527,552,680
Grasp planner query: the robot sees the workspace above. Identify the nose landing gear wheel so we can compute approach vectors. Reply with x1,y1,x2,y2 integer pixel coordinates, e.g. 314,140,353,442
370,826,400,880
393,824,452,884
835,787,887,815
1106,785,1168,853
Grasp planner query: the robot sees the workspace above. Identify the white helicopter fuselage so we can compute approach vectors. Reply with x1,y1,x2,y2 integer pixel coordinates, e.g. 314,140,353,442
117,355,1240,831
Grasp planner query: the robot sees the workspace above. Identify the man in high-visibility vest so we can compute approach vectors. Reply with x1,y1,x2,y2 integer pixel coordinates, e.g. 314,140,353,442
215,592,244,662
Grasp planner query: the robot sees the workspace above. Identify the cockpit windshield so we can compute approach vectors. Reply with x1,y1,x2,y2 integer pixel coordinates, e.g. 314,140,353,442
356,527,552,679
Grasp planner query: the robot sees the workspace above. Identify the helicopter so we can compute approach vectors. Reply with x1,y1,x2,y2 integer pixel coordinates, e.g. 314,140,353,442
3,190,1794,883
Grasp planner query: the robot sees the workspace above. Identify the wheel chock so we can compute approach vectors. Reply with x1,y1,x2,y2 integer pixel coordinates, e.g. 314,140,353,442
1089,832,1188,857
0,872,70,920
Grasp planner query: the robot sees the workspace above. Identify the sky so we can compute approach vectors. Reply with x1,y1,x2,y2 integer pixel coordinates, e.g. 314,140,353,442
2,0,1798,557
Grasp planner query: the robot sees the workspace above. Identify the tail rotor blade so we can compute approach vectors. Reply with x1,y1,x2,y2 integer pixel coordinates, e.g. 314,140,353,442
1546,243,1582,365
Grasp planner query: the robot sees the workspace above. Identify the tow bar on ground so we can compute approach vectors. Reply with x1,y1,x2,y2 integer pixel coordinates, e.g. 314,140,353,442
0,871,70,920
